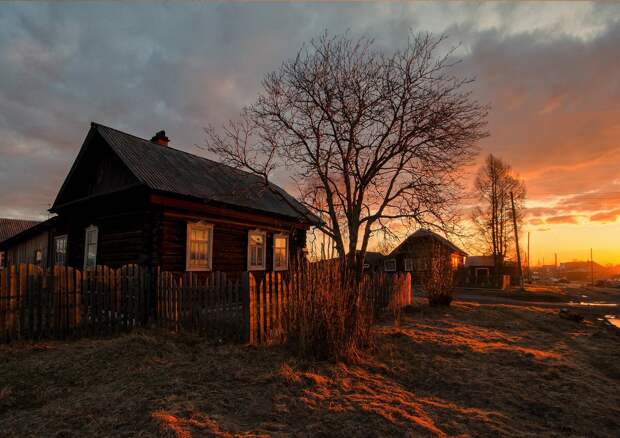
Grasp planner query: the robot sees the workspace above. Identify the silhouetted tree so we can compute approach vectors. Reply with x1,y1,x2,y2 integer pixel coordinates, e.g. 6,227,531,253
471,154,526,286
207,32,487,274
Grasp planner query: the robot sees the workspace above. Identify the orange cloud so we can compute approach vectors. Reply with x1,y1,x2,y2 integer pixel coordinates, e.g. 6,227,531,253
590,209,620,223
545,215,580,225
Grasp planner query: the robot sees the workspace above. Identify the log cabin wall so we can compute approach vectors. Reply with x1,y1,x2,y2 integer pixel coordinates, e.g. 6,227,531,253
156,206,306,273
389,236,464,282
52,189,152,269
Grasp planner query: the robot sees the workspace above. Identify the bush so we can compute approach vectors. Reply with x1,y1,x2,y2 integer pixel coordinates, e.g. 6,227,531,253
421,242,455,307
283,260,413,362
284,261,376,362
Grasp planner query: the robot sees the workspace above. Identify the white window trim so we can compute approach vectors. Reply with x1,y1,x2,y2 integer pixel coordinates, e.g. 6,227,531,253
273,233,289,271
247,229,267,271
384,258,397,272
186,222,214,272
55,234,68,266
404,258,413,272
83,225,98,270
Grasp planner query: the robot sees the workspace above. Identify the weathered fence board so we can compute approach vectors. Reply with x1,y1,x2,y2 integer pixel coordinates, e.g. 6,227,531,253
0,264,411,345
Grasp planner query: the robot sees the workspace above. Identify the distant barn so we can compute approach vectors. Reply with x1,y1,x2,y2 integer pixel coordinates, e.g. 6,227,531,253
384,229,467,283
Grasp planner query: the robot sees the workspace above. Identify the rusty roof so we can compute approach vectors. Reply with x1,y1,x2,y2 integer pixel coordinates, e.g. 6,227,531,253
0,218,41,243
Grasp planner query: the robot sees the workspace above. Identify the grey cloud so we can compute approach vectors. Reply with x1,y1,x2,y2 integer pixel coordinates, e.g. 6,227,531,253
0,2,619,219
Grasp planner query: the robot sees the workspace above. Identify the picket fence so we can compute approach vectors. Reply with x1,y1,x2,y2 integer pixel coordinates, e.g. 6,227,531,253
0,264,411,344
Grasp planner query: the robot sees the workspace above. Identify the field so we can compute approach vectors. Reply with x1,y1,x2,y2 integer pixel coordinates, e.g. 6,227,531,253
1,302,618,437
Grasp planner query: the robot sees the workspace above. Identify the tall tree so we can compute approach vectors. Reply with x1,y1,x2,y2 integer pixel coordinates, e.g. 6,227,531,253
207,32,488,274
471,154,526,285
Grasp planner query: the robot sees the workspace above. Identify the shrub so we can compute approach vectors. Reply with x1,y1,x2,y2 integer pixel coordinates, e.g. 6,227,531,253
282,260,413,362
283,261,375,362
421,242,455,307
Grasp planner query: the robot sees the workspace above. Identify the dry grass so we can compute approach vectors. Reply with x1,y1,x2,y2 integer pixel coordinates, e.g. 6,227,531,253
1,303,619,437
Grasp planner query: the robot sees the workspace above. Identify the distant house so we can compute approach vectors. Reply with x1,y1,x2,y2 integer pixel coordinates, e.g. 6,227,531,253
0,123,319,272
0,218,41,269
462,256,519,288
558,261,604,282
464,255,496,286
361,251,385,271
384,229,467,283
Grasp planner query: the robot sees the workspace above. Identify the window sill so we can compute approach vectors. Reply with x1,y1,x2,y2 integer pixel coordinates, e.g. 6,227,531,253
187,266,212,272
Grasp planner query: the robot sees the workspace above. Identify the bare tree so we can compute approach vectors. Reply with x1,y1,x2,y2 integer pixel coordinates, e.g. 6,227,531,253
471,154,526,285
207,32,487,274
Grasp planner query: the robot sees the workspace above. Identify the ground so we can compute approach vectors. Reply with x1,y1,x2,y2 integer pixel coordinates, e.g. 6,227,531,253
1,302,618,437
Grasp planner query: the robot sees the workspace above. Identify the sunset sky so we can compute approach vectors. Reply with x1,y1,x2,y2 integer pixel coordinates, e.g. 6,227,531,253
1,2,619,265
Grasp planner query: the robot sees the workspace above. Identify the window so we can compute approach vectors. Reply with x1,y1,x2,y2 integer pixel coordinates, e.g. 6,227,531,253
273,233,289,271
186,222,213,271
451,255,461,269
384,258,396,272
83,225,98,270
34,249,43,264
404,258,413,272
55,234,67,266
248,230,266,271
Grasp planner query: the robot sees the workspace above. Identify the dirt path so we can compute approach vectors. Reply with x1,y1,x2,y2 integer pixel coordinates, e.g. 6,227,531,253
454,293,619,316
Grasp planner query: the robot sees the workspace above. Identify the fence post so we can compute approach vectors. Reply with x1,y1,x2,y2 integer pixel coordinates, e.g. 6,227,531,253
241,272,251,343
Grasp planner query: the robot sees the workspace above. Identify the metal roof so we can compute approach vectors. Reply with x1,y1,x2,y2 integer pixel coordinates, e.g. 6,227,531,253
465,255,496,267
0,218,41,243
390,228,468,257
91,123,318,224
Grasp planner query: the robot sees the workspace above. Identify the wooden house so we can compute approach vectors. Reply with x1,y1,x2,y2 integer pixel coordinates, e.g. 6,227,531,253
461,256,518,288
0,123,318,272
0,218,42,269
383,229,467,283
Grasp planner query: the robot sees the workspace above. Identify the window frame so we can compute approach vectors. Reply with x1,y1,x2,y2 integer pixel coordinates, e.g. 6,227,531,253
404,258,413,272
247,229,267,271
384,258,397,272
186,222,214,272
55,234,68,266
83,225,98,270
273,233,289,271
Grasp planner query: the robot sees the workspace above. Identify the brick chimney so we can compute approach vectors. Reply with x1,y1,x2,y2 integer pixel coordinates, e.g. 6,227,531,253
151,130,169,146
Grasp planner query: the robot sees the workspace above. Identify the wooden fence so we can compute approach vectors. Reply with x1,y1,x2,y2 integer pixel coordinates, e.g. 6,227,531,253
0,264,411,344
156,270,247,342
0,264,149,342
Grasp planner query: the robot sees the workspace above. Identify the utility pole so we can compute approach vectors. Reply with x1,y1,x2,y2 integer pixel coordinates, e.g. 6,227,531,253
590,248,594,286
510,191,524,290
527,232,530,283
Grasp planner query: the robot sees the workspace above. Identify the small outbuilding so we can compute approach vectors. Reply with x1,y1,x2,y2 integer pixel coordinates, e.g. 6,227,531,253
384,229,467,283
